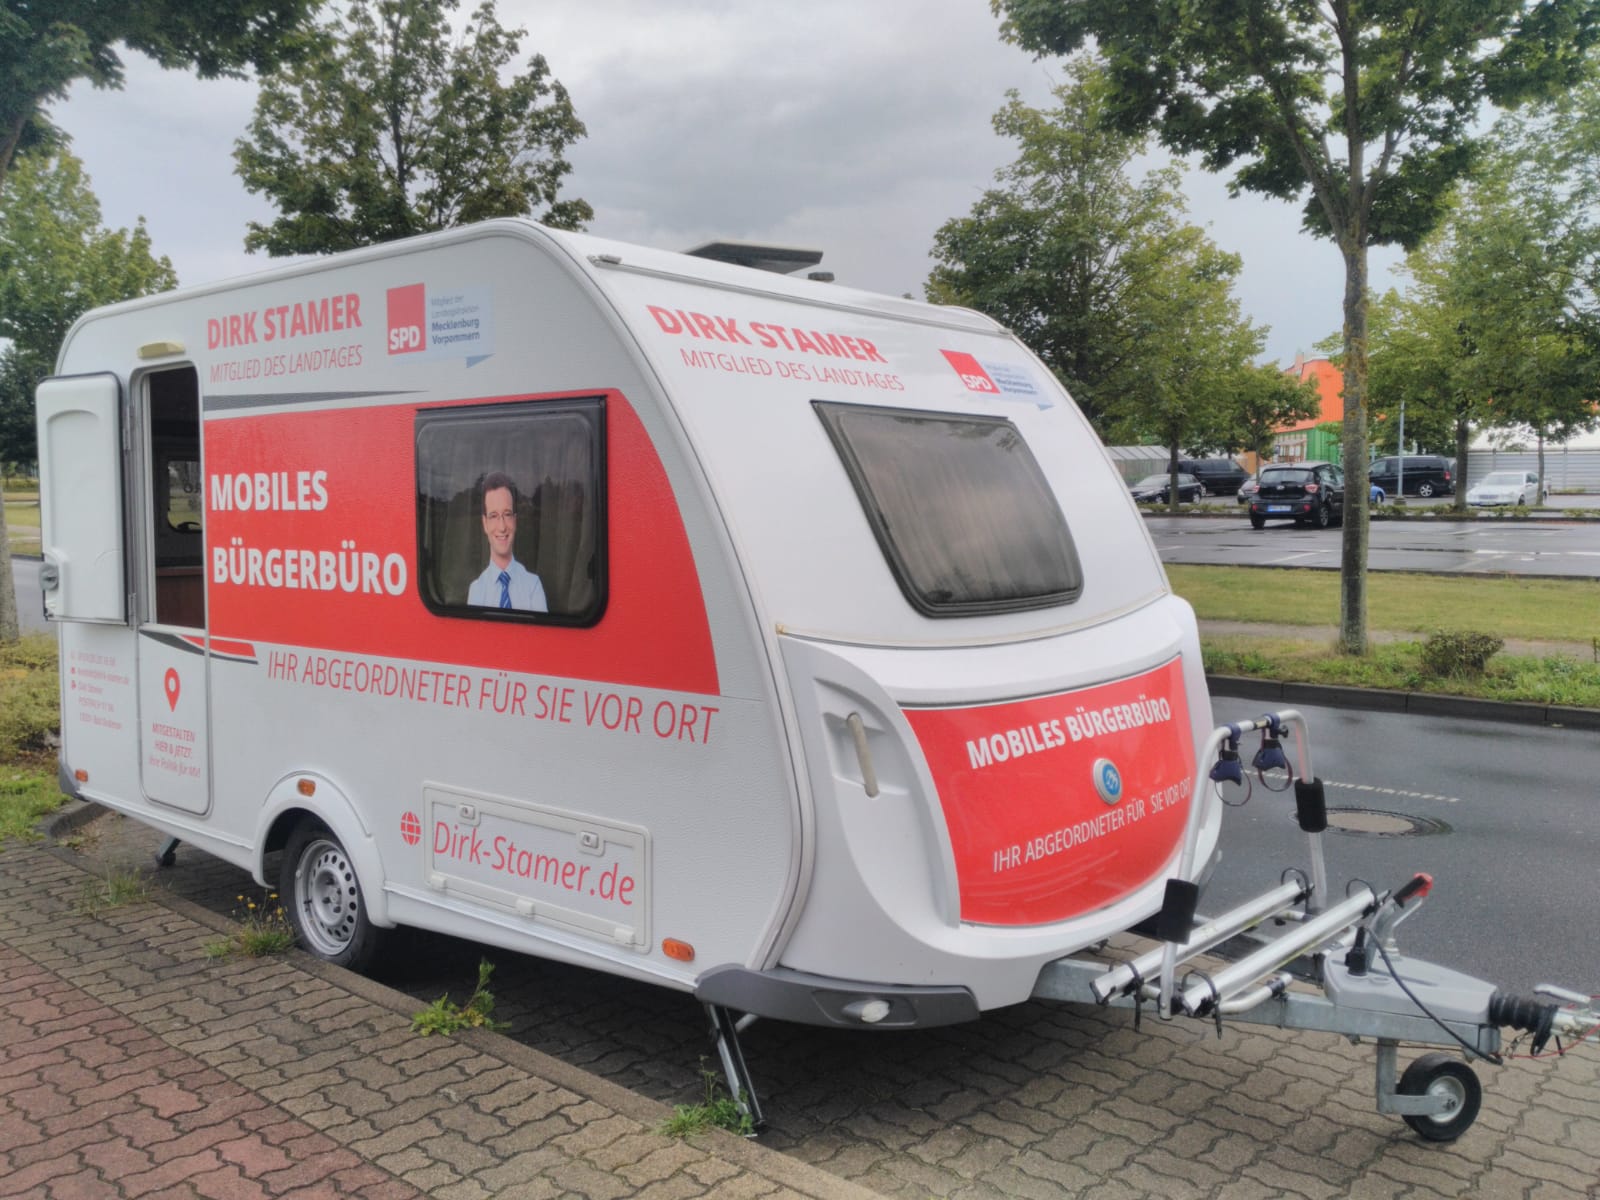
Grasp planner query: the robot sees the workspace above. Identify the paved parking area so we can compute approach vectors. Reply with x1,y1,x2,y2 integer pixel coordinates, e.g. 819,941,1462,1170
32,805,1600,1200
1,822,875,1200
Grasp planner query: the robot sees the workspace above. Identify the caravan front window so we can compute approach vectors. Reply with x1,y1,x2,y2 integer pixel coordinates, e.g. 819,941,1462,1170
414,397,606,626
815,401,1083,617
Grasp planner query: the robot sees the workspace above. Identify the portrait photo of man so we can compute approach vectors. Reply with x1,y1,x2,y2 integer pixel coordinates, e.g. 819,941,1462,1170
466,471,548,612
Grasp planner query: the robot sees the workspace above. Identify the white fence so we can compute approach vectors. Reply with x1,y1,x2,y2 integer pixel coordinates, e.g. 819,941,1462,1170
1466,447,1600,494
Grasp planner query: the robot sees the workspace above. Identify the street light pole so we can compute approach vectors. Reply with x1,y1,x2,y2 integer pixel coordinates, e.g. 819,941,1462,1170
1397,400,1405,497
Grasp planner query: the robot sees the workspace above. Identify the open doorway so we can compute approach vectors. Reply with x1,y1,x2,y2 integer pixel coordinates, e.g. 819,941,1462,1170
146,367,204,628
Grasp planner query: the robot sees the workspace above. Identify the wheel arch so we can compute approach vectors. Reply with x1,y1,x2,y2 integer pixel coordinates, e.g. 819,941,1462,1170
254,773,393,928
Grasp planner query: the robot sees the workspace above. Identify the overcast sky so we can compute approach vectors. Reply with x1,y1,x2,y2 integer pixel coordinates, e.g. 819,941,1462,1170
52,0,1403,367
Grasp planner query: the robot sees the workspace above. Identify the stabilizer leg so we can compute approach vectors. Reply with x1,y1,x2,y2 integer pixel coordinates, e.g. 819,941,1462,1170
705,1004,765,1132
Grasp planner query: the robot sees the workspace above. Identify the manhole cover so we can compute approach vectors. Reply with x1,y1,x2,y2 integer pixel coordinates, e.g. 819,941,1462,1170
1324,808,1450,837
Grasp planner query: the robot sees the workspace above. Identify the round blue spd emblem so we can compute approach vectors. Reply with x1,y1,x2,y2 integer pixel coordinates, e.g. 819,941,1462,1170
1093,758,1123,805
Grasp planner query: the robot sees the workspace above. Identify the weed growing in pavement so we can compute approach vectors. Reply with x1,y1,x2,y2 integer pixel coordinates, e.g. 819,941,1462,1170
411,959,505,1036
75,866,149,916
658,1066,755,1139
205,890,295,958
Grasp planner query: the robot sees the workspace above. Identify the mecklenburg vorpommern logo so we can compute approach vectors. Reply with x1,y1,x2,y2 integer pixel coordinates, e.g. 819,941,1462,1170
1093,758,1123,805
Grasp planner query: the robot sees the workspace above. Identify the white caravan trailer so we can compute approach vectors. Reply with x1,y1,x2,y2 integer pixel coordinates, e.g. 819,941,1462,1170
39,220,1592,1136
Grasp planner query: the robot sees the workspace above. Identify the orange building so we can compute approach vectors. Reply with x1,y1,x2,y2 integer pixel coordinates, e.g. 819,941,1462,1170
1249,355,1344,469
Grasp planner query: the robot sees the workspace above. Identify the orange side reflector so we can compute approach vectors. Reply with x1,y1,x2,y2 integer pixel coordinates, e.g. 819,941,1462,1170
296,779,316,797
662,939,695,962
74,768,89,783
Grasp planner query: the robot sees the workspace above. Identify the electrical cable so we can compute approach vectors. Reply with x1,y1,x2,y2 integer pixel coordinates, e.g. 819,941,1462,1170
1372,939,1503,1066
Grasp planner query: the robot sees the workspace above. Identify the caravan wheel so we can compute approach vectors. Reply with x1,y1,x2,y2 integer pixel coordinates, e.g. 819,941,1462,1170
281,822,386,971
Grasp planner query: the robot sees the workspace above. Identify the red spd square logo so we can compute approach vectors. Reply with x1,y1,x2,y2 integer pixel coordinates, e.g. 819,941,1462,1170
941,350,1000,393
386,284,426,355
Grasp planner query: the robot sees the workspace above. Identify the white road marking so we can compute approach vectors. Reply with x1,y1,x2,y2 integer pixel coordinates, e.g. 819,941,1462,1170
1325,780,1463,804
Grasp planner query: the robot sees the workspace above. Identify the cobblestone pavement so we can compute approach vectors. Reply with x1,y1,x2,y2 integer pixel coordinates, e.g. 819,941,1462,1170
33,806,1600,1199
0,824,879,1200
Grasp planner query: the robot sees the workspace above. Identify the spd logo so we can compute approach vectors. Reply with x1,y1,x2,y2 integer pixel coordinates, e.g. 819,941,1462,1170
941,350,1000,394
386,283,426,355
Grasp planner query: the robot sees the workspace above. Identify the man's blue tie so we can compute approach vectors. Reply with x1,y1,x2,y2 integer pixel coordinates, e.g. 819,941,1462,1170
498,570,511,609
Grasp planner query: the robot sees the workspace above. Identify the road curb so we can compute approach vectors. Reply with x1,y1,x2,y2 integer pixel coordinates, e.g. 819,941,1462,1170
1208,674,1600,728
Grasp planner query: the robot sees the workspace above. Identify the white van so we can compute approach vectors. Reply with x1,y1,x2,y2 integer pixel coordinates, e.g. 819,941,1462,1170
38,218,1219,1093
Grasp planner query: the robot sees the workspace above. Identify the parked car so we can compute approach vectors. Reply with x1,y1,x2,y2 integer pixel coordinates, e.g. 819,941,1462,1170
1236,474,1259,505
1248,461,1345,529
1467,470,1545,507
1130,472,1204,504
1369,454,1455,498
1178,457,1250,495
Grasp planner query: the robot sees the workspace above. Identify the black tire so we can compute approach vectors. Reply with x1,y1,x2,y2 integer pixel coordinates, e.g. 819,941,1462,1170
1416,481,1436,498
1249,514,1266,530
1398,1053,1482,1142
1314,502,1332,529
280,821,387,971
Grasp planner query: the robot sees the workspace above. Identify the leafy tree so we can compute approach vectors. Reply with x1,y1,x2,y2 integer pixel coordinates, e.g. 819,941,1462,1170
0,0,318,642
1368,87,1600,504
1442,97,1600,482
1101,228,1270,509
1223,363,1322,465
0,149,178,468
235,0,592,255
928,58,1259,458
1362,287,1471,476
0,0,318,196
995,0,1600,653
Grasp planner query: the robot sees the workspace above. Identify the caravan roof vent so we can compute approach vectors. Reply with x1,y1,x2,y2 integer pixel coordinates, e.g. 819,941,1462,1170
683,240,823,275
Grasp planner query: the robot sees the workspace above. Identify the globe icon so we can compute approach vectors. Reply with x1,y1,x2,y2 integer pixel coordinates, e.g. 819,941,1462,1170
400,811,422,845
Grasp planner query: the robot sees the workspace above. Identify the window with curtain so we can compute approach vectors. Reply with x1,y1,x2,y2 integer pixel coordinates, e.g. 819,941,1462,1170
815,401,1082,617
415,397,606,625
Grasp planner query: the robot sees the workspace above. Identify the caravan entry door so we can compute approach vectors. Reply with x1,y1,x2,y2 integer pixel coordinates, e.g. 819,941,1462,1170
136,367,211,816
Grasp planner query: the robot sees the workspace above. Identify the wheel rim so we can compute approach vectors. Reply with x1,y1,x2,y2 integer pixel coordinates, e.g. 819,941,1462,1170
293,837,360,956
1420,1074,1468,1126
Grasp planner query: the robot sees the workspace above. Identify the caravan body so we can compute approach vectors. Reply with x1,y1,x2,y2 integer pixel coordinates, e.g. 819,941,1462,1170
39,220,1219,1025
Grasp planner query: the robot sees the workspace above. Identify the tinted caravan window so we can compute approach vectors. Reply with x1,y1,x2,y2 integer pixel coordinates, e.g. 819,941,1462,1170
415,398,605,625
815,401,1083,617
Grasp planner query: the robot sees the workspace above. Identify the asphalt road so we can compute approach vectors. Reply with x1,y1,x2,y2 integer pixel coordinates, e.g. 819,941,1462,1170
1200,695,1600,995
11,555,44,635
1146,504,1600,576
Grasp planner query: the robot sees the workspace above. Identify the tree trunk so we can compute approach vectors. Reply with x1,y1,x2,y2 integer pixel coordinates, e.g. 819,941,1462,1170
0,486,19,643
1337,240,1370,656
1454,417,1471,513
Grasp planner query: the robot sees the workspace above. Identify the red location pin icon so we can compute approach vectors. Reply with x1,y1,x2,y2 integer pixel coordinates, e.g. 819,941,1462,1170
163,668,181,712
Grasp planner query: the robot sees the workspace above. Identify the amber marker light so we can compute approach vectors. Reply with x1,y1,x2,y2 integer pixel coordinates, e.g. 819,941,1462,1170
662,939,695,962
296,778,316,797
74,768,89,783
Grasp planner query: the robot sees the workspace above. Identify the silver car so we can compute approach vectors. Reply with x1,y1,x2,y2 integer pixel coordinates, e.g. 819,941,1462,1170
1467,470,1544,506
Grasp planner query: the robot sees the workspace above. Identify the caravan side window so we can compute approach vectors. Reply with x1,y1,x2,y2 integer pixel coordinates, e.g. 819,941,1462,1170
815,401,1083,617
415,398,606,626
